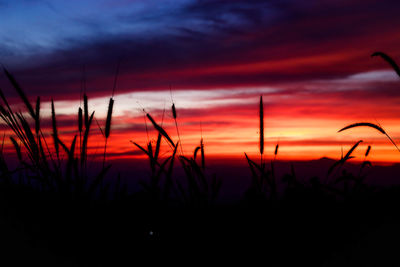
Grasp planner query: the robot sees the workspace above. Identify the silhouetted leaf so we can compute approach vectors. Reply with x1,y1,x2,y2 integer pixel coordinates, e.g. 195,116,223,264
371,52,400,77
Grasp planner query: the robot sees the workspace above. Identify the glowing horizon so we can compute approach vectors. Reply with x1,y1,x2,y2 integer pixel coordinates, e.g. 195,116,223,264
2,68,400,165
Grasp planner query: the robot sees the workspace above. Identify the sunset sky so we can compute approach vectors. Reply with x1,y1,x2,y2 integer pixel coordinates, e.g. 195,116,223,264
1,0,400,163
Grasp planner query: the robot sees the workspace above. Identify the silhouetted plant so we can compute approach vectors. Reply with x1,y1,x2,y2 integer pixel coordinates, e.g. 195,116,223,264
0,68,116,200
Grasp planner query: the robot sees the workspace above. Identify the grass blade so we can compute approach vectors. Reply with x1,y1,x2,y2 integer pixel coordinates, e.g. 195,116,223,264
146,113,175,148
194,146,200,160
365,145,371,157
131,141,151,158
164,141,179,200
200,138,205,170
81,111,95,167
371,52,400,77
10,136,22,161
35,97,40,134
338,122,399,152
3,68,35,119
259,95,264,155
343,140,362,160
338,122,386,134
172,103,177,119
51,99,59,159
328,140,362,176
154,133,162,162
105,98,114,139
78,107,83,133
84,93,89,128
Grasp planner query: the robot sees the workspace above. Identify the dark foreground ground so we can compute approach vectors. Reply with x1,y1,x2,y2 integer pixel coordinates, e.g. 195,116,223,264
1,179,400,266
0,158,400,266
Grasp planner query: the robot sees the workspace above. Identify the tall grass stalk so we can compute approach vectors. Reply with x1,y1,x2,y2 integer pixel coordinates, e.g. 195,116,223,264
103,98,114,168
259,95,264,166
103,61,120,168
78,107,83,159
51,99,60,161
172,103,184,156
170,87,184,155
3,68,36,120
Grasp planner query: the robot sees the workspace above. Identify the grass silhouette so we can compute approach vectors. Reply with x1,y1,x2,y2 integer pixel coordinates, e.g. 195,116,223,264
0,53,399,266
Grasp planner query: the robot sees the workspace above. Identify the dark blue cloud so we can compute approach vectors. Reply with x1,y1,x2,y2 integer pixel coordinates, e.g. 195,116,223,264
1,0,400,100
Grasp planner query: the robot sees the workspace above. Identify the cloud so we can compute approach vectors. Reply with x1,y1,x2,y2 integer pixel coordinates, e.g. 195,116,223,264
0,0,399,100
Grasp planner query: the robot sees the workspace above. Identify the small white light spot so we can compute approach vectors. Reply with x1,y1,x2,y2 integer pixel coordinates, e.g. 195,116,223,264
149,231,154,236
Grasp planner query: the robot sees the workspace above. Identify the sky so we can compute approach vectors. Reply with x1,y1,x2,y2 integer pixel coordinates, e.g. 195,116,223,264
1,0,400,163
